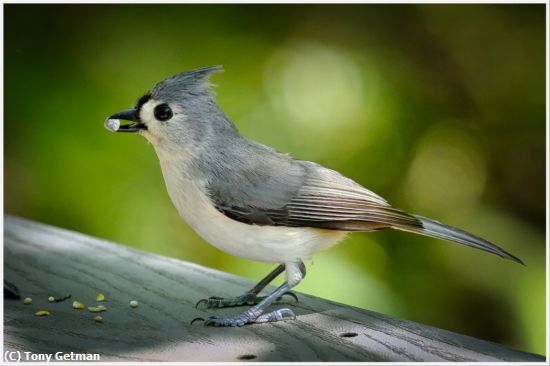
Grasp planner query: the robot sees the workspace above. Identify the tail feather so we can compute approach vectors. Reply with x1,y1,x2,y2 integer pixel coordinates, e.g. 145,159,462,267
393,215,524,265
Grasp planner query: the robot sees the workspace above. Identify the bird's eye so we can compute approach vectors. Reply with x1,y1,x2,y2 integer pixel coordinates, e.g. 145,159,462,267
154,103,173,121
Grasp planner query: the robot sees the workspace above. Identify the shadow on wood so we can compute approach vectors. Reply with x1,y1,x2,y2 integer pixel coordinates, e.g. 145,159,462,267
3,215,545,362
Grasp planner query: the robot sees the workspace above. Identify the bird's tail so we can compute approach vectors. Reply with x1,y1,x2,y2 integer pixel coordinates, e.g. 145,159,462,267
392,215,524,265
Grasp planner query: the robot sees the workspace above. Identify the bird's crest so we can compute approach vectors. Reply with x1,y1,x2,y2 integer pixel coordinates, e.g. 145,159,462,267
151,65,223,100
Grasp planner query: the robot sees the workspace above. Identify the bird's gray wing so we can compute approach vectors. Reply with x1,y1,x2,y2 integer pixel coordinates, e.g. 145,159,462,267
206,149,520,264
209,159,421,231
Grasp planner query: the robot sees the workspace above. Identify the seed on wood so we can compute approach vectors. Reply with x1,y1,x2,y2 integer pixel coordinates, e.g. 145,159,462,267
88,305,107,313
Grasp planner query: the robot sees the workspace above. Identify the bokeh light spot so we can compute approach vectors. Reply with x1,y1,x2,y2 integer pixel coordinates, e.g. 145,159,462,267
404,123,487,216
265,41,364,130
263,41,390,160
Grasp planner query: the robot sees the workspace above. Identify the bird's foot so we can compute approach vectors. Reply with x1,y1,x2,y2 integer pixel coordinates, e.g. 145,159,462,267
195,291,297,309
191,307,296,327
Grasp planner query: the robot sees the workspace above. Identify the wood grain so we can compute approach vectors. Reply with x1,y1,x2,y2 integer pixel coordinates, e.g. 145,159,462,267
3,215,544,362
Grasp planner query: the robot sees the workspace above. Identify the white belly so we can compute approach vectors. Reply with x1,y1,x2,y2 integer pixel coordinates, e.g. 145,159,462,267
160,165,346,263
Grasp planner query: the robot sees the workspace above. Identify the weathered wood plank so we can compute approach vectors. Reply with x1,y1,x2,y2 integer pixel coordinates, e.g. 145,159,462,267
3,215,544,362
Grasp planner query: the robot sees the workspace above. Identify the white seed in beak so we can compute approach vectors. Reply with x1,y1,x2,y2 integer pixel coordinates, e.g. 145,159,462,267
104,118,120,132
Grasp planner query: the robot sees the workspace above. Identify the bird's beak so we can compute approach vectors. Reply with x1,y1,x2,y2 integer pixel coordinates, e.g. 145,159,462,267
105,108,147,133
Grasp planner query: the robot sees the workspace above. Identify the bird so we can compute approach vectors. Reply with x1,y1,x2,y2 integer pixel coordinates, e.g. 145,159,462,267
105,65,523,327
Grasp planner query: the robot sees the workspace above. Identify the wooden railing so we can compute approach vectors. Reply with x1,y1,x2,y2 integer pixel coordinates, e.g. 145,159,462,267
3,216,545,362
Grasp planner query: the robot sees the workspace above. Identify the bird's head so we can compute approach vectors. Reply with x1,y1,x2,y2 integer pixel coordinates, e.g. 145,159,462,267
106,65,233,149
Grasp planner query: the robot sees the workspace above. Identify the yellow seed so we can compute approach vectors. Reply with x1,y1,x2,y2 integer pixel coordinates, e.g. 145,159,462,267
96,293,105,302
23,297,32,305
94,316,103,322
34,310,50,316
129,300,139,308
72,301,85,309
88,305,107,313
48,296,55,302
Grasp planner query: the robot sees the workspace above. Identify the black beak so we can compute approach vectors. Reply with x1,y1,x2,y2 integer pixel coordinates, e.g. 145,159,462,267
106,108,147,132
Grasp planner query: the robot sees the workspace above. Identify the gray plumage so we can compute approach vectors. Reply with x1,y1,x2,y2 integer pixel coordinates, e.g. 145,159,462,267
140,65,522,264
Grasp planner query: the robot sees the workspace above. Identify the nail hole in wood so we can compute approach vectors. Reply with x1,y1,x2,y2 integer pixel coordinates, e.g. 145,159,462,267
238,354,257,360
340,332,358,338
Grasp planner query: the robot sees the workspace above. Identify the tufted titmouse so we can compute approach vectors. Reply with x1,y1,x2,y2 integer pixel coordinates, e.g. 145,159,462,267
106,65,522,327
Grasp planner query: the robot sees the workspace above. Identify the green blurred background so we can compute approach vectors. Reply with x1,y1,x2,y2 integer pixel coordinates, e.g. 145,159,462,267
4,4,546,354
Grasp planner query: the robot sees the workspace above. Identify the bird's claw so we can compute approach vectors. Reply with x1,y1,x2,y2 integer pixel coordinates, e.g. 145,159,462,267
194,296,224,309
279,291,299,304
203,314,252,327
191,308,296,327
194,300,204,309
190,317,205,325
195,293,255,309
256,308,296,323
195,291,298,309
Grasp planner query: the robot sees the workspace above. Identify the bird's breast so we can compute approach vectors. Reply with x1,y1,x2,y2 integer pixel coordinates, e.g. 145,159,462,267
158,160,346,263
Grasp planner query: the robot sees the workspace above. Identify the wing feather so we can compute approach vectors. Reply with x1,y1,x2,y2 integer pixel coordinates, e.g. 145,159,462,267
206,149,521,263
211,160,421,230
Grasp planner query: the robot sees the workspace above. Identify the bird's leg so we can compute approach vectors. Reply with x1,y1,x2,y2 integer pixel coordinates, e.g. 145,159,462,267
193,261,305,327
195,263,297,308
